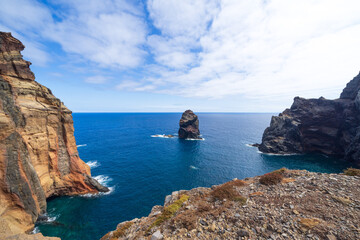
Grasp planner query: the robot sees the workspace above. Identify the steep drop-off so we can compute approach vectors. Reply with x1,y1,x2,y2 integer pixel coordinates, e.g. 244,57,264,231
0,32,108,237
259,72,360,166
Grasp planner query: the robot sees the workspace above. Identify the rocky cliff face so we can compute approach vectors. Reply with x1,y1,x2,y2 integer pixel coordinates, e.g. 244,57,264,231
259,72,360,166
178,110,201,139
101,169,360,240
0,32,108,236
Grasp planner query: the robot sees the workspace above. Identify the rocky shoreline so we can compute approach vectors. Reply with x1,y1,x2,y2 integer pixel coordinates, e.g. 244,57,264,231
101,168,360,240
258,72,360,167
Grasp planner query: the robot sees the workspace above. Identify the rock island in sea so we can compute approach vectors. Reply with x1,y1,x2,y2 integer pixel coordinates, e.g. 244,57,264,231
0,32,108,239
178,110,201,139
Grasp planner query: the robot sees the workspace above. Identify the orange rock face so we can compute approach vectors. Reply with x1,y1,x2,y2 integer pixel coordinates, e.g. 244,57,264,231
0,32,108,236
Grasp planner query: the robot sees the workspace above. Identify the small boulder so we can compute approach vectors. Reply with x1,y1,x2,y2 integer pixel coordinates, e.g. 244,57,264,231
151,230,163,240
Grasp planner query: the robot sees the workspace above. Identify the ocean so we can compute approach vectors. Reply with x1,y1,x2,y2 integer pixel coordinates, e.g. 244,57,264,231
36,113,352,240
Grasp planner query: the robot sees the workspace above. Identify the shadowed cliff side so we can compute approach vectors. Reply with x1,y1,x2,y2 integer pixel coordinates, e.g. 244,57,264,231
0,32,108,237
258,72,360,166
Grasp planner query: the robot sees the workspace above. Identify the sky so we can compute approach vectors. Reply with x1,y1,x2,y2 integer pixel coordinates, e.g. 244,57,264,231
1,0,360,112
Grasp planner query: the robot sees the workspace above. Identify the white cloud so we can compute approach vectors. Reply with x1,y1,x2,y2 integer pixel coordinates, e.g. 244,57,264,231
44,0,148,69
146,0,220,69
116,81,141,90
85,75,109,84
143,0,360,102
0,0,148,69
1,0,360,110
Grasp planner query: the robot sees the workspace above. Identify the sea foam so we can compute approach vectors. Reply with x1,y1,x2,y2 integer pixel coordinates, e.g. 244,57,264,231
86,160,100,169
151,134,176,138
189,165,199,170
77,144,87,147
185,137,205,141
82,175,115,197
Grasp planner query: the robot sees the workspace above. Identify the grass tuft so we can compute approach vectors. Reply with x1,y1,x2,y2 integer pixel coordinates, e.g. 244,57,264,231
259,172,284,185
233,196,247,205
343,167,360,176
210,180,247,201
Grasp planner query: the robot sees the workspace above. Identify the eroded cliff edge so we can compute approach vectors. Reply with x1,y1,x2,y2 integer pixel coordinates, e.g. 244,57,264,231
101,169,360,240
0,32,108,237
259,72,360,166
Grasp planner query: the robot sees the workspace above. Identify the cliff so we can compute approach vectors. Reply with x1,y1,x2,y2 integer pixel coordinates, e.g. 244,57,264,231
178,110,201,139
259,72,360,166
101,168,360,240
0,32,108,237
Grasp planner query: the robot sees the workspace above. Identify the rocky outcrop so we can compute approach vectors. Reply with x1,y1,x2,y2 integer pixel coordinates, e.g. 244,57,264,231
259,72,360,166
0,32,108,236
178,110,201,139
101,169,360,240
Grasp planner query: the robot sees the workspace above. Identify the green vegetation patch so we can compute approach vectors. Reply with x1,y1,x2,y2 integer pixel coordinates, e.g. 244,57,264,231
147,194,189,232
271,167,288,175
112,222,133,239
101,222,133,240
343,167,360,176
233,196,247,205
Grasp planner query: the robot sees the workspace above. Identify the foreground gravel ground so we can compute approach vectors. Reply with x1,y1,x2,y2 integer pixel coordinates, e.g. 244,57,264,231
101,169,360,240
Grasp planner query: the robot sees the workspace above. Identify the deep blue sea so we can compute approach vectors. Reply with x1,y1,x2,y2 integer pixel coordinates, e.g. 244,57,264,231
36,113,352,240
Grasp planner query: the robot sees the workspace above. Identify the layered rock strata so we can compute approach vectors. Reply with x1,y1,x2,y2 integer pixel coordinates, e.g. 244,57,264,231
259,72,360,166
101,169,360,240
178,110,201,139
0,32,108,236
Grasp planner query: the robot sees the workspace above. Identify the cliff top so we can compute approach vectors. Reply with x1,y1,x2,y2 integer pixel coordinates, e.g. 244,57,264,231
0,32,25,52
340,72,360,100
0,31,35,80
101,168,360,240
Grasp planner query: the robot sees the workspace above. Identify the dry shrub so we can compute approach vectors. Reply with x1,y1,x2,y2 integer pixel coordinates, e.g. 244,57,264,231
259,172,283,185
343,167,360,176
173,209,198,230
210,180,247,201
172,201,211,230
196,200,212,213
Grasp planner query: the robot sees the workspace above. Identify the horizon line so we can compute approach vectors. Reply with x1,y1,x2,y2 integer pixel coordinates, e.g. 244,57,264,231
72,111,277,114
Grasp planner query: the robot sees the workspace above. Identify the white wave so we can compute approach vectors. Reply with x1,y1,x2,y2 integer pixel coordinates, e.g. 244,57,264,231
185,137,205,141
151,134,176,138
86,160,100,169
93,175,112,186
77,144,87,147
81,175,115,198
189,165,199,170
257,150,300,156
30,227,40,234
82,186,115,198
37,213,59,223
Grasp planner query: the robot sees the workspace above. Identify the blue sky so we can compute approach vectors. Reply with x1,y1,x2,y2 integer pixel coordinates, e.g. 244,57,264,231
1,0,360,112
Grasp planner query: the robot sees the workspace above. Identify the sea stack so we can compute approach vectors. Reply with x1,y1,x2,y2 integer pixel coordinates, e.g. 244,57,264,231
0,32,108,236
258,72,360,166
178,110,201,139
